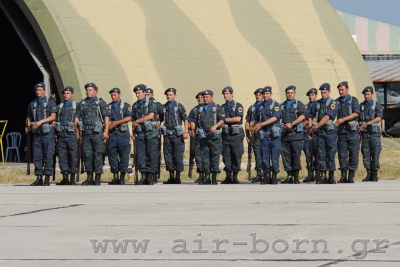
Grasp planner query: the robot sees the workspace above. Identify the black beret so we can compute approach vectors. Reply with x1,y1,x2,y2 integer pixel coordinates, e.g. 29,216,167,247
62,86,74,93
85,83,98,90
164,88,177,95
306,88,317,96
254,88,263,94
109,88,121,94
133,84,147,92
262,86,272,93
285,85,296,92
33,82,45,91
202,90,214,96
362,86,374,94
222,86,233,94
319,83,330,90
146,88,154,94
337,81,349,88
195,91,204,99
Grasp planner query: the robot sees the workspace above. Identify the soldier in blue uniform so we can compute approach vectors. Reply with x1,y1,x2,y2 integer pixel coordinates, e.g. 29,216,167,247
131,84,159,185
55,86,78,185
191,90,225,185
252,86,281,185
359,86,383,182
74,83,110,186
160,88,189,184
335,81,360,183
302,88,319,183
309,83,338,184
26,83,57,186
280,86,306,184
188,91,205,183
220,86,245,184
107,88,132,185
245,88,264,183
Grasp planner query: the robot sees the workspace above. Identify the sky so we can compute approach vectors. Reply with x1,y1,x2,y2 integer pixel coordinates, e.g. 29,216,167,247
329,0,400,27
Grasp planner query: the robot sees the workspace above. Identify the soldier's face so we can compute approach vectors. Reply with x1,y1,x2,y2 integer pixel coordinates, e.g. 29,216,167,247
86,87,97,98
308,93,317,102
35,87,45,98
286,89,295,100
111,92,120,102
204,95,213,104
364,92,373,101
338,86,349,97
263,92,272,101
197,95,204,105
320,89,330,99
166,92,175,102
146,92,154,98
136,90,146,100
223,91,233,102
255,93,263,102
63,91,73,101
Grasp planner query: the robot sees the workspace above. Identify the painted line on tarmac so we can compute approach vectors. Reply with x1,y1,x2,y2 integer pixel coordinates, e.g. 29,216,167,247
0,204,84,218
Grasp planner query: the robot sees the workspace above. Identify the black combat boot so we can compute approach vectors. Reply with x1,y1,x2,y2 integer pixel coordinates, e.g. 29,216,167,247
108,173,120,185
362,170,371,182
94,174,101,186
69,174,76,185
195,172,203,184
82,172,94,186
30,175,43,186
303,167,314,183
164,170,175,184
370,170,378,182
153,173,158,184
260,172,271,184
137,173,147,185
211,173,218,185
293,170,300,184
147,173,154,185
271,172,278,184
252,169,262,183
200,173,211,185
314,170,320,183
328,171,336,184
44,175,51,186
281,171,293,184
317,171,327,184
175,171,181,184
348,170,355,183
232,171,240,184
56,173,69,185
338,170,347,183
221,171,232,184
119,172,126,185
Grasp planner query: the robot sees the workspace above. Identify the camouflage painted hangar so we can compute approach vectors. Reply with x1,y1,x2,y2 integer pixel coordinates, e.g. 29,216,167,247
0,0,372,137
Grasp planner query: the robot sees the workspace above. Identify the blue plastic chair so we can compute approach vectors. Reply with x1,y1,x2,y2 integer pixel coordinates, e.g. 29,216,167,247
6,132,21,162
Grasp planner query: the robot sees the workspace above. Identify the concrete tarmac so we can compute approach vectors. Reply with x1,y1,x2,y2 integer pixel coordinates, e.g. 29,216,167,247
0,181,399,266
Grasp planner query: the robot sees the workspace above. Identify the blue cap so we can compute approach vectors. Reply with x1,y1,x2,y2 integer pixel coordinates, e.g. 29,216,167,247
285,85,296,92
146,88,154,94
62,86,74,93
306,88,317,96
254,88,263,94
109,88,121,94
85,83,98,90
33,82,45,91
164,88,177,95
222,86,233,94
262,86,272,93
319,83,330,91
337,81,348,88
195,91,204,99
202,90,214,96
133,84,147,92
362,86,374,94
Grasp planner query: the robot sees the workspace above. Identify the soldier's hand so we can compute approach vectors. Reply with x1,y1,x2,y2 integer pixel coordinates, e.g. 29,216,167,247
284,123,292,130
252,123,261,133
359,123,367,131
131,134,135,140
246,137,250,143
25,127,30,134
308,135,313,141
110,122,117,130
210,126,217,134
189,130,195,138
102,132,109,140
309,126,317,134
182,132,189,140
32,121,42,129
335,118,344,126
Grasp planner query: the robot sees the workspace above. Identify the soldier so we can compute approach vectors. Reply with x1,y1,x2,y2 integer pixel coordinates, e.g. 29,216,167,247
280,86,306,184
160,88,189,184
192,90,225,185
220,86,244,184
74,83,110,186
302,88,319,183
55,86,78,185
252,86,281,185
245,88,264,183
309,83,338,184
131,84,159,185
188,91,205,182
107,88,132,185
335,81,360,184
25,83,57,186
359,86,382,182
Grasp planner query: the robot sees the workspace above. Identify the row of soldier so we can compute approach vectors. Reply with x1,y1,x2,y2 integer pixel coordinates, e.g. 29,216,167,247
25,81,382,186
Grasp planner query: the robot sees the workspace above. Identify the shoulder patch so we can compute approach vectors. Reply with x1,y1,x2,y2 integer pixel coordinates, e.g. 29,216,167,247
238,107,243,112
221,113,225,117
128,107,132,112
152,103,156,107
274,106,279,112
330,103,336,110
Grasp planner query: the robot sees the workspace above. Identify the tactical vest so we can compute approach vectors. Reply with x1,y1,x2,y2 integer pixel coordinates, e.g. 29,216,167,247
198,102,218,132
360,100,380,131
260,100,280,128
280,100,298,124
80,98,103,125
134,97,156,121
108,101,125,122
32,97,52,122
316,97,333,122
163,101,182,129
58,101,77,126
223,101,243,125
337,95,357,122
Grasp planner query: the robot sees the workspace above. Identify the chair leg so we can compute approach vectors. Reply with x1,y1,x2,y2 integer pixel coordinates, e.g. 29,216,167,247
16,150,20,163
